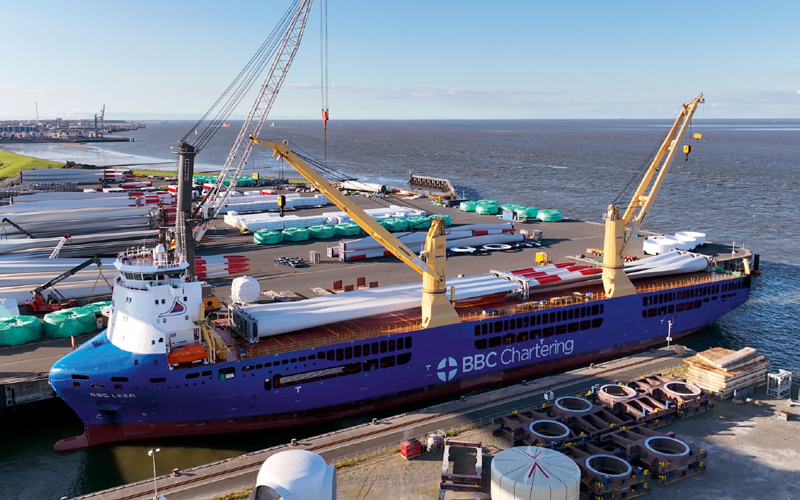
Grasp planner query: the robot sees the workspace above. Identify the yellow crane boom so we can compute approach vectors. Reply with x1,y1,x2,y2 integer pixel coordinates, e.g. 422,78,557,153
602,93,704,298
250,136,461,329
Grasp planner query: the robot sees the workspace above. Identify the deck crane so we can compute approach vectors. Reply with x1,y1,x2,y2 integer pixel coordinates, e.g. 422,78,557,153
171,0,313,274
24,256,104,313
251,136,461,329
602,93,704,298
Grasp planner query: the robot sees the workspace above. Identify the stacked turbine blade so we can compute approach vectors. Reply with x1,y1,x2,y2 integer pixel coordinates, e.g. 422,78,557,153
194,255,251,279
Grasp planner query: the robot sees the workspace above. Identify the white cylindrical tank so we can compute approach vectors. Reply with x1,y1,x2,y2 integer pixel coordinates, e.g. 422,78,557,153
642,236,679,255
673,233,698,250
675,231,706,247
231,276,261,304
253,449,335,500
491,446,580,500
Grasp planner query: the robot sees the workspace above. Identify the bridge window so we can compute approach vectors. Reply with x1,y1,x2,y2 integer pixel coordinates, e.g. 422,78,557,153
516,332,528,342
388,339,395,351
345,347,352,359
336,349,343,361
503,333,515,345
397,353,412,365
380,356,395,369
591,318,603,328
405,336,412,348
543,327,554,338
580,320,591,330
495,321,503,333
364,359,379,371
475,339,488,350
568,322,579,333
530,329,542,340
489,336,501,348
380,341,387,353
556,325,567,335
354,345,362,357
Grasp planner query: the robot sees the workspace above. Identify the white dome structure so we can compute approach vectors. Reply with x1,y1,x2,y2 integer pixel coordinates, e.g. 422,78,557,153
232,276,261,304
250,449,335,500
491,446,580,500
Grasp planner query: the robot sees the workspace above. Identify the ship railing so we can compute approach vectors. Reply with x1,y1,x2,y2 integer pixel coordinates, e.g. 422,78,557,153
456,272,742,324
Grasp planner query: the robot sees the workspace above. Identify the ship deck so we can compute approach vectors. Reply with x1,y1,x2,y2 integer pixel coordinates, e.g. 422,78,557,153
1,193,752,388
212,267,737,360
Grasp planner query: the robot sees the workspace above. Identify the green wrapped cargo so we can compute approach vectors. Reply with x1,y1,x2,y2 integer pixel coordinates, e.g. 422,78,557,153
281,227,311,242
254,230,282,245
383,218,409,232
85,301,112,316
43,307,97,338
334,223,362,236
0,315,42,346
476,203,499,215
515,206,539,219
407,216,432,230
536,209,563,222
459,201,477,212
308,225,337,239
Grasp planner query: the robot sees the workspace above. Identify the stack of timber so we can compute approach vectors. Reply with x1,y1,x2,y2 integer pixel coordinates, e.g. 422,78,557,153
683,347,769,400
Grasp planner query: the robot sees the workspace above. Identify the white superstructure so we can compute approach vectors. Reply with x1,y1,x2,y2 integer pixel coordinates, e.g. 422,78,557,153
106,245,203,355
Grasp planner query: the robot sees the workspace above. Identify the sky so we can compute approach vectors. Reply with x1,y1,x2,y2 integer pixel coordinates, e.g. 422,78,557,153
1,0,799,120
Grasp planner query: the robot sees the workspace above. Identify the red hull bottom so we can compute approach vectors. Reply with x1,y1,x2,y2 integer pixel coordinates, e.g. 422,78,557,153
54,331,696,451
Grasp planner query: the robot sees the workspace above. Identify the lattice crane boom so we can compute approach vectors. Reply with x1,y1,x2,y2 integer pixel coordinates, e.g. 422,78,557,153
194,0,313,230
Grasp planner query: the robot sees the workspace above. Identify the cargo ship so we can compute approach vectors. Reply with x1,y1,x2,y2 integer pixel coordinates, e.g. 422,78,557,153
49,94,752,450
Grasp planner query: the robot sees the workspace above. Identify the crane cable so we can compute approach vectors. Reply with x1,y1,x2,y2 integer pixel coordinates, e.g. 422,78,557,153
320,0,330,161
179,0,302,151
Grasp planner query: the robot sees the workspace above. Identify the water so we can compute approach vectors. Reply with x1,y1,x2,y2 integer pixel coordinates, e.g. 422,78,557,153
2,119,798,499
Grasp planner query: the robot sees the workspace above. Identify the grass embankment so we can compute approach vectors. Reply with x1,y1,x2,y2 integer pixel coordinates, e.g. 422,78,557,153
0,149,63,178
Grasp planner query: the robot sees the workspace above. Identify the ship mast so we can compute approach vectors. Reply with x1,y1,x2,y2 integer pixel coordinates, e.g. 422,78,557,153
602,93,704,298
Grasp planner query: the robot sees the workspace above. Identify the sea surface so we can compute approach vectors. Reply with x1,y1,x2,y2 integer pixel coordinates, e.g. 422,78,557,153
1,119,799,499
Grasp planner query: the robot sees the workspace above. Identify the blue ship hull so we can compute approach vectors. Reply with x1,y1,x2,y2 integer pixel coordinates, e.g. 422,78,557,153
50,276,749,450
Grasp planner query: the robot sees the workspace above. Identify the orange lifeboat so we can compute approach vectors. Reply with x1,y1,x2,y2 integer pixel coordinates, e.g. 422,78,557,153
168,343,207,365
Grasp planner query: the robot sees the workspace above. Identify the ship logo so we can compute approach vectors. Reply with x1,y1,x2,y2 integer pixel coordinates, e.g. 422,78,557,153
437,357,458,382
159,299,186,318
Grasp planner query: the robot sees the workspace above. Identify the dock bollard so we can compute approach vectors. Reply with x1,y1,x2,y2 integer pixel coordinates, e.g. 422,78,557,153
372,418,378,425
291,438,297,446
